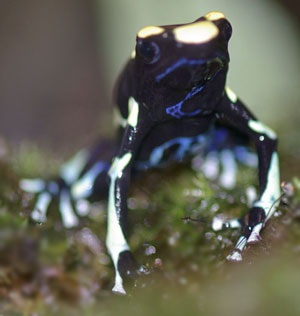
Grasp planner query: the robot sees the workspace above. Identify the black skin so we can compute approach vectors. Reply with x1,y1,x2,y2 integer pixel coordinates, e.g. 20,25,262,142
111,15,277,283
23,13,279,292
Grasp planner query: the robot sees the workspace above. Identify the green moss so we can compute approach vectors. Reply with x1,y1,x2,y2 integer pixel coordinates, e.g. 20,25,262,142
0,146,299,315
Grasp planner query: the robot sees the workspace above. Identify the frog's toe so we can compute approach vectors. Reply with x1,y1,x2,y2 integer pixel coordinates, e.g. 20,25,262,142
219,149,237,189
246,223,263,244
59,189,79,228
212,216,242,231
20,177,80,228
30,191,52,223
226,250,243,262
20,178,46,193
20,179,51,223
227,207,266,260
226,236,247,261
201,151,219,180
114,250,142,294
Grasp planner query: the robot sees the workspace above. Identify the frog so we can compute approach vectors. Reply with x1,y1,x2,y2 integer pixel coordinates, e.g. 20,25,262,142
20,11,280,295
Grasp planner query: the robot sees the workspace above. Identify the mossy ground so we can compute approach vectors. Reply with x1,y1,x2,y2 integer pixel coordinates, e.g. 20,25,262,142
0,142,299,315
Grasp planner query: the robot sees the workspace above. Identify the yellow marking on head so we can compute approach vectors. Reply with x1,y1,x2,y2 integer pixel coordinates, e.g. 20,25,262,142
204,11,225,21
173,21,219,44
137,26,164,38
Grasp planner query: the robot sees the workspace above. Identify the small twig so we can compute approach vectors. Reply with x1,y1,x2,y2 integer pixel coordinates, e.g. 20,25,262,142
181,216,207,223
266,192,285,221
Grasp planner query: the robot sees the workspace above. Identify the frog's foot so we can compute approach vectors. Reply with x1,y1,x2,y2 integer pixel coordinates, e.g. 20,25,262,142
20,178,80,228
226,206,266,262
201,149,237,189
20,147,110,228
202,148,256,190
112,250,141,295
212,215,243,231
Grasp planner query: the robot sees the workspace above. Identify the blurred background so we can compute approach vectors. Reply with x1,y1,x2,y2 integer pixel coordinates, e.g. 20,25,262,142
0,0,299,157
0,2,299,313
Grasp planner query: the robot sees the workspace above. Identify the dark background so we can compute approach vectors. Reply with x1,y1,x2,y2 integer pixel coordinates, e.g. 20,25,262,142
0,0,299,153
0,0,109,152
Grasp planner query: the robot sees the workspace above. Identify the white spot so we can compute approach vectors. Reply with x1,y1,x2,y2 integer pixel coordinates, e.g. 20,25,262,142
106,152,132,293
71,162,106,199
145,245,156,256
225,86,238,103
137,26,164,38
246,186,257,206
248,120,277,140
59,189,79,228
31,192,51,222
237,235,247,250
127,97,139,128
112,274,127,295
219,149,237,189
131,49,136,59
227,236,247,261
254,152,280,219
212,217,224,231
60,149,89,185
204,11,226,21
76,199,91,216
212,216,241,231
226,251,242,262
20,178,45,193
108,152,132,179
201,151,219,180
227,219,242,229
247,223,263,243
174,21,219,44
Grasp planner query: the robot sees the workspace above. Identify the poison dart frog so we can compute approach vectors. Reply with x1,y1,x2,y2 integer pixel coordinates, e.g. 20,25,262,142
20,11,280,295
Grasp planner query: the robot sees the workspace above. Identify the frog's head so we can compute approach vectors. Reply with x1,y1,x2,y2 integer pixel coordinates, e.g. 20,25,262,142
133,12,232,110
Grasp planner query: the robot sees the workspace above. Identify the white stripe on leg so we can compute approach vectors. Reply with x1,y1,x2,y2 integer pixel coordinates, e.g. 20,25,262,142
59,189,79,228
106,153,132,294
31,191,51,222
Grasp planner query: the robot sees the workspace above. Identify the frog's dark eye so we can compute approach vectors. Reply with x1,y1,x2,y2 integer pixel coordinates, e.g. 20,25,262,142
219,20,232,41
136,39,160,64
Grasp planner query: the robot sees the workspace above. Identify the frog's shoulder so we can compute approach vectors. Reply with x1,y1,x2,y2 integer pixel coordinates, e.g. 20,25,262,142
114,59,135,119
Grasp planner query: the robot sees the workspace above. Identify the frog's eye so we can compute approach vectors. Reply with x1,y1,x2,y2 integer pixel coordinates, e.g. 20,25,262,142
220,20,232,41
136,39,160,64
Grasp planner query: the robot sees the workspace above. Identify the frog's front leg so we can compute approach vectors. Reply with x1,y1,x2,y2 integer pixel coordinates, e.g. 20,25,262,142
106,99,153,294
216,88,280,261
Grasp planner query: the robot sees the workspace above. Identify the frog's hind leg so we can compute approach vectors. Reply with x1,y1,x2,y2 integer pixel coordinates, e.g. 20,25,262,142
201,127,257,189
20,140,115,227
